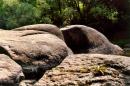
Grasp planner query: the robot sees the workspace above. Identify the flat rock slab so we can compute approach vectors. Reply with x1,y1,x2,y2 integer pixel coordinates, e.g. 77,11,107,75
0,54,24,85
35,54,130,86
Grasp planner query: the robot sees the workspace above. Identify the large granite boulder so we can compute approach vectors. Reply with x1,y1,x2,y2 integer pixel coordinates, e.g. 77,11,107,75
0,54,24,86
61,25,124,55
0,25,70,80
13,24,64,40
35,54,130,86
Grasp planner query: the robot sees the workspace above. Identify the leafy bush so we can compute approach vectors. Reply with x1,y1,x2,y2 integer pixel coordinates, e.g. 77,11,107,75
90,3,118,22
0,0,128,31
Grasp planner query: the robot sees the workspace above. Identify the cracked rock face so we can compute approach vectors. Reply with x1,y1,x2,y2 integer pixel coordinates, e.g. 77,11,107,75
0,54,24,85
35,54,130,86
0,24,70,80
61,25,124,55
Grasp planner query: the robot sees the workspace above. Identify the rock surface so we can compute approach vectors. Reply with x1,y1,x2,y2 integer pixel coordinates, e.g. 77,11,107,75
35,54,130,86
0,24,128,85
0,28,69,80
13,24,64,40
0,54,24,85
61,25,124,55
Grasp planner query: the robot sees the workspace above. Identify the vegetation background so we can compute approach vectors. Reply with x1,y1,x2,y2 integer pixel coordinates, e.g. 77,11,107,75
0,0,130,46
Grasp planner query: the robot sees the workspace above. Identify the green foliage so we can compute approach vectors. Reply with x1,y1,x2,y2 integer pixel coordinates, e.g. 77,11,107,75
0,0,41,29
62,7,78,25
0,0,128,30
112,39,130,47
90,3,118,22
91,65,107,76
